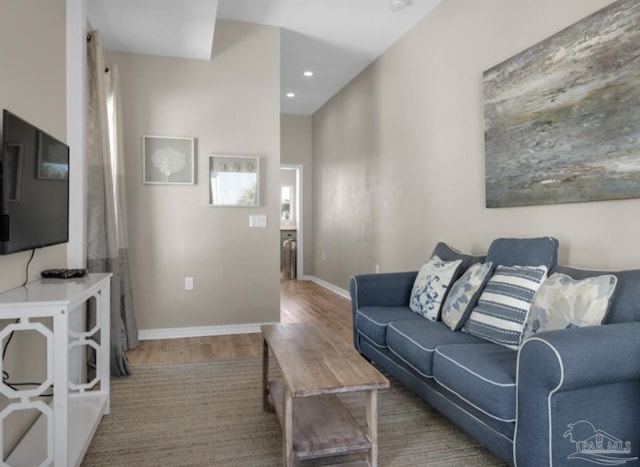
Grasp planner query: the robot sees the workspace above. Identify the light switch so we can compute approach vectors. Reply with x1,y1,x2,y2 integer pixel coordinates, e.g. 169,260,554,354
249,214,267,228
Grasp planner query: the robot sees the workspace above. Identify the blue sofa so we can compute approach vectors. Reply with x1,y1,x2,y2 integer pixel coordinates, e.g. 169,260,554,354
349,238,640,466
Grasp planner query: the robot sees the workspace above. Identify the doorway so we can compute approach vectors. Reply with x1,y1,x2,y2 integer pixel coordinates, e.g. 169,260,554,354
280,165,303,279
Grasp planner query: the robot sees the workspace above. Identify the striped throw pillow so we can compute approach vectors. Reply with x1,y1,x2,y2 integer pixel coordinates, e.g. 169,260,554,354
463,265,548,350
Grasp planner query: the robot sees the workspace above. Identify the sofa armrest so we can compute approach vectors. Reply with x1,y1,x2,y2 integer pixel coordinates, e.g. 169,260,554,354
349,271,418,309
349,271,417,349
515,323,640,466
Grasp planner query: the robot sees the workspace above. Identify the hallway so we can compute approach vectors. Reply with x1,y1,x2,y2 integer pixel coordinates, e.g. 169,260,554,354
126,280,352,365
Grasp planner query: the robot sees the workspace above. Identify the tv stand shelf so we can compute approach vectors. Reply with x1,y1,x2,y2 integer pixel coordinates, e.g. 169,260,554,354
0,273,112,467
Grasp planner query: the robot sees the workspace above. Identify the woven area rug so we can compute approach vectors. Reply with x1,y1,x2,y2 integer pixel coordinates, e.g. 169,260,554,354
82,358,505,466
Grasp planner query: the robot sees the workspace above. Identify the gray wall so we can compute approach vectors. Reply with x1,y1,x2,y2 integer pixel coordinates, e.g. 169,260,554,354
312,0,624,290
0,0,68,452
0,0,68,293
107,20,281,332
281,114,312,275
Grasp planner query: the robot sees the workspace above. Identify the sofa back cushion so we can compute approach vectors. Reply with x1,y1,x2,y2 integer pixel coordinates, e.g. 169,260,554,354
552,266,640,324
486,237,559,269
431,242,485,271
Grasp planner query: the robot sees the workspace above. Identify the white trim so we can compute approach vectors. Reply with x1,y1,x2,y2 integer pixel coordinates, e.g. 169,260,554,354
388,345,434,379
351,275,359,310
66,0,88,268
138,322,278,341
513,337,564,467
306,276,350,299
433,375,516,423
434,347,516,388
388,322,437,352
361,341,513,444
356,309,389,327
281,164,304,279
358,331,389,350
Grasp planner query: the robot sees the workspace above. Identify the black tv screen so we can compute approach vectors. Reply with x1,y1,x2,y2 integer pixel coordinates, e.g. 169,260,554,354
0,109,69,255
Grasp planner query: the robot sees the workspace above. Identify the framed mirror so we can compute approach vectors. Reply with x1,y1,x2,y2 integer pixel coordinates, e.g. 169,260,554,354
281,185,293,223
208,155,259,207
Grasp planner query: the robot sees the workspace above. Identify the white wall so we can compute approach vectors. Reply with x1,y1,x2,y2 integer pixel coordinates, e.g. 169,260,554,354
281,114,312,274
107,20,281,332
312,0,624,289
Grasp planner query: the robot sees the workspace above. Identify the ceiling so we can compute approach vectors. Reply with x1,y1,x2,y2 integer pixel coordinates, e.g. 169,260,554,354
87,0,443,115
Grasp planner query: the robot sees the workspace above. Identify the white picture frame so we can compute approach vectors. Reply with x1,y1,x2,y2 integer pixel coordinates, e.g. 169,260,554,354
208,155,260,207
143,135,195,185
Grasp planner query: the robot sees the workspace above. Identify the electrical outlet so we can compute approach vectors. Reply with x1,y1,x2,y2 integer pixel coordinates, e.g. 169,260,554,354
322,251,326,261
375,264,380,274
185,277,194,290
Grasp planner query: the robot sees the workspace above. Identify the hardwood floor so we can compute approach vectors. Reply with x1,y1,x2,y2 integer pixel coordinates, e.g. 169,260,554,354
126,279,353,365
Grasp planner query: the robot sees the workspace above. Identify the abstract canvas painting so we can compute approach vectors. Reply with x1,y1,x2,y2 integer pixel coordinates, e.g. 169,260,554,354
484,0,640,208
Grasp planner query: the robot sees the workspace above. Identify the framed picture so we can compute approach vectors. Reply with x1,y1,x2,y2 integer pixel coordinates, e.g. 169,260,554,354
5,143,24,201
143,135,195,185
37,132,69,180
208,155,259,207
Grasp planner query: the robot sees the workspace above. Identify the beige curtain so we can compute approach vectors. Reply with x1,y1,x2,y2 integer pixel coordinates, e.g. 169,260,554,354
87,31,138,376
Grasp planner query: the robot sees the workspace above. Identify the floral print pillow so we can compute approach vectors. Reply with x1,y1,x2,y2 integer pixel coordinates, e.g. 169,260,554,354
409,256,462,321
441,262,493,331
522,272,617,340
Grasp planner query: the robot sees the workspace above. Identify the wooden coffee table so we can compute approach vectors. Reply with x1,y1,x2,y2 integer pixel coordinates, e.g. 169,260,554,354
262,323,389,466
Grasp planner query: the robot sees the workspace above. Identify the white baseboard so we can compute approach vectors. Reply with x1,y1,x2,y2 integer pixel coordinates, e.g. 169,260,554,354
305,275,350,300
139,278,350,341
138,322,277,341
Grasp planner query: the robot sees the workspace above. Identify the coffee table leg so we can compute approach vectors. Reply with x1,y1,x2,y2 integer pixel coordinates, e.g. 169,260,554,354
366,389,378,467
263,339,270,411
284,388,294,466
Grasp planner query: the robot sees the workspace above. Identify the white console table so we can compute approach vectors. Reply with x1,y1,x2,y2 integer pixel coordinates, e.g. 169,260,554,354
0,273,112,467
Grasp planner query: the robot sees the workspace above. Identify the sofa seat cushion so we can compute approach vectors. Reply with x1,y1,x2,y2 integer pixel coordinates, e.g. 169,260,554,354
433,343,517,422
355,306,423,347
386,320,487,377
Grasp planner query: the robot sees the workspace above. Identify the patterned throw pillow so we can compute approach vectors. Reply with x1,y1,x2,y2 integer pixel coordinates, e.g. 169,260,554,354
441,262,494,331
464,265,548,350
409,256,463,321
522,273,617,340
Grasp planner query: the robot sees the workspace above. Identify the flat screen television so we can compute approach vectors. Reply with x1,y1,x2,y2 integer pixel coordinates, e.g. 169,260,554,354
0,109,69,255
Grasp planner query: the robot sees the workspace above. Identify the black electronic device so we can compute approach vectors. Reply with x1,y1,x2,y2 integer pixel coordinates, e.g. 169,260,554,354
0,109,70,255
41,268,87,279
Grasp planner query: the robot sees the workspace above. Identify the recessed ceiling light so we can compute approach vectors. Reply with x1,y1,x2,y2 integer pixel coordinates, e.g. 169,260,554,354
286,92,296,98
303,70,314,77
390,0,411,11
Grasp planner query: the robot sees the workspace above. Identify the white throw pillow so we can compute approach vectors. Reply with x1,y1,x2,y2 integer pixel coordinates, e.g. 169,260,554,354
522,272,617,340
409,256,462,321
